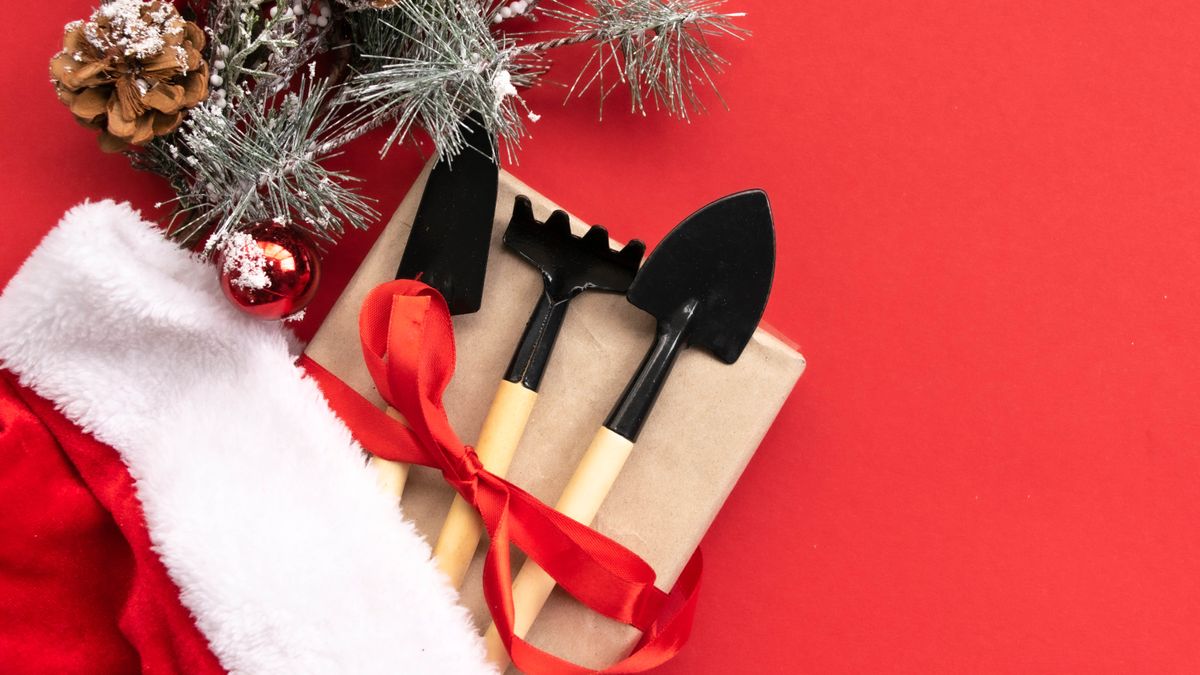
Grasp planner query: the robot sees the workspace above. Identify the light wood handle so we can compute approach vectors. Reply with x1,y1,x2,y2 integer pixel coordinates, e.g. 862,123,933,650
434,380,538,587
369,406,411,501
484,426,635,668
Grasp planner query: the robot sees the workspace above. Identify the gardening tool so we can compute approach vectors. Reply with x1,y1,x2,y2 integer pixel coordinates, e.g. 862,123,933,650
483,189,776,667
370,117,499,499
432,196,645,587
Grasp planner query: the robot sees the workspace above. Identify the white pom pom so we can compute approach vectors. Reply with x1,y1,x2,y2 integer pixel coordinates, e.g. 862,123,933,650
499,6,514,18
316,15,328,27
210,74,223,87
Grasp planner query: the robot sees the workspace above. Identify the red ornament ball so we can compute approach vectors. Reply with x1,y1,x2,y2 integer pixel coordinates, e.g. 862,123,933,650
215,223,321,320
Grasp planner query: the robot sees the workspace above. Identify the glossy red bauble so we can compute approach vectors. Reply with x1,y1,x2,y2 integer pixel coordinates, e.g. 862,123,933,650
215,223,321,320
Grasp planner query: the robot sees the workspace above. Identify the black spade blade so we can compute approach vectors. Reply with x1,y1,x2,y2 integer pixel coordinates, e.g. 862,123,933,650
395,116,499,315
626,189,775,364
606,190,775,441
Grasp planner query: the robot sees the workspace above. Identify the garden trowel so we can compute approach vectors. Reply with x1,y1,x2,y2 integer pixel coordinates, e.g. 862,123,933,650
370,117,499,500
483,189,776,667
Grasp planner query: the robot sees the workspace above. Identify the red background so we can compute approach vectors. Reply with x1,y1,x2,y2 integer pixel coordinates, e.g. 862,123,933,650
4,2,1200,672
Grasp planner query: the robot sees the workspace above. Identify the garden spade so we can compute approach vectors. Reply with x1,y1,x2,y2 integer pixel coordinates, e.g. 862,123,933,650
483,190,775,667
433,196,645,588
370,117,499,500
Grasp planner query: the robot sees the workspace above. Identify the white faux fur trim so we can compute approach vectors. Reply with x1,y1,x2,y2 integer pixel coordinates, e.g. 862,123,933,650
0,201,494,675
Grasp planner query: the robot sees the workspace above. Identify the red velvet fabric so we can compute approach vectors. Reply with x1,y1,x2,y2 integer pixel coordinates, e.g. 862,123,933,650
0,371,224,675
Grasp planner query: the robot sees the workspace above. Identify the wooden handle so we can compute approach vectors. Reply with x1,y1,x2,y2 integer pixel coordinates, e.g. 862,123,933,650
547,427,636,524
484,426,635,669
434,380,538,587
369,406,411,501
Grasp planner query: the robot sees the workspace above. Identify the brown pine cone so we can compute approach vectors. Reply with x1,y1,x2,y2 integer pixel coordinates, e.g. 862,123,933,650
50,0,210,153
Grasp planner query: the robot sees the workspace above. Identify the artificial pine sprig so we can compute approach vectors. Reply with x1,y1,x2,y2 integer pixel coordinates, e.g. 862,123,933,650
141,77,377,249
331,0,539,160
333,0,746,157
200,0,335,109
100,0,749,254
531,0,747,117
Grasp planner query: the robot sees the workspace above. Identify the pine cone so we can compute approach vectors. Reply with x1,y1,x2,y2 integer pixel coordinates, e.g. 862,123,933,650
50,0,210,153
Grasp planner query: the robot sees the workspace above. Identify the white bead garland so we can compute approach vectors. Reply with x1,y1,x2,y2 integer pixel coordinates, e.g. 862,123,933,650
493,0,532,24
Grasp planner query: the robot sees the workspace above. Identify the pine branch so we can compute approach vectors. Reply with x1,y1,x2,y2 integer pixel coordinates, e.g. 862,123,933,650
143,77,378,254
130,1,376,252
334,0,537,159
204,0,336,107
335,0,745,161
124,0,748,251
531,0,747,118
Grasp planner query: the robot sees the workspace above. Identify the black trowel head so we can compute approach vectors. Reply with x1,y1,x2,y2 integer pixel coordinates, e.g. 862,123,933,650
504,196,645,300
395,115,499,315
626,190,775,364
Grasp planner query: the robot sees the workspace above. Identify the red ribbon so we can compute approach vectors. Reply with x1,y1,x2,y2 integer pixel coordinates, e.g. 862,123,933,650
298,279,702,674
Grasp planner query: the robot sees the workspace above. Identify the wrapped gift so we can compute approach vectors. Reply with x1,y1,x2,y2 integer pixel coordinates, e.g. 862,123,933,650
304,161,806,670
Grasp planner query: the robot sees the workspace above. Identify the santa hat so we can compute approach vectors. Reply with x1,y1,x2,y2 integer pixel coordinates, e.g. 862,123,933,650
0,201,495,674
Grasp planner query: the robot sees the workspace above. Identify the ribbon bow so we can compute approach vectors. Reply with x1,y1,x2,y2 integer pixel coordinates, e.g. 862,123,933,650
299,280,702,674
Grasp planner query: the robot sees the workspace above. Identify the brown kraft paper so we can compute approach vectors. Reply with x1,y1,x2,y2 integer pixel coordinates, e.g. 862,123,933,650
304,161,806,670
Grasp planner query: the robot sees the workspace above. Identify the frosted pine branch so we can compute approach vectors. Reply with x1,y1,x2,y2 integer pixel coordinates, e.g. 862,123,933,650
338,0,746,159
122,0,747,251
531,0,747,118
334,0,537,159
141,77,377,252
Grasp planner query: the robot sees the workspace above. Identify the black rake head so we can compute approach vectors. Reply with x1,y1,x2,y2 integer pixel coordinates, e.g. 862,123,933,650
503,195,645,300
